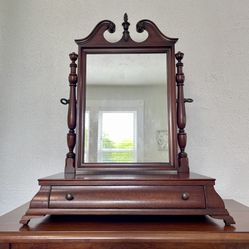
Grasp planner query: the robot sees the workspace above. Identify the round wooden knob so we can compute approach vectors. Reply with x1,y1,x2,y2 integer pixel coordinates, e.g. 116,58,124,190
65,193,74,201
182,192,190,200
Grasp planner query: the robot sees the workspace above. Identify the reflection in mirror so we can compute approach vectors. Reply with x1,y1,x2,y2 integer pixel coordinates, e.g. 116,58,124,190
85,53,168,163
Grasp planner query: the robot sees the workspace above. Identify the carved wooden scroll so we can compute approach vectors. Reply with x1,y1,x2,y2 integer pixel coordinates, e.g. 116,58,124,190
75,13,178,47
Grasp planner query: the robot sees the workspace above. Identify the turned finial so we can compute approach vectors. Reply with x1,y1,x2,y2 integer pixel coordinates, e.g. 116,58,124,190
122,13,130,41
175,51,185,85
69,52,78,62
68,53,78,86
175,51,184,61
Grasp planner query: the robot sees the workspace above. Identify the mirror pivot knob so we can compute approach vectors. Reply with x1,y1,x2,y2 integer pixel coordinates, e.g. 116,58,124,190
60,98,69,105
184,98,193,103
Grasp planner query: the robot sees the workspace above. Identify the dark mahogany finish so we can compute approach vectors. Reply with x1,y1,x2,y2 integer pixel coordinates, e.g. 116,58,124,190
176,52,189,173
65,53,78,173
20,172,235,225
74,14,179,170
20,14,235,226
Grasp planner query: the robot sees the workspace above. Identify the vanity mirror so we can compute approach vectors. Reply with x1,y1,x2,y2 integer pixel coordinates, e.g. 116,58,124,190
72,15,180,170
20,14,235,226
84,53,169,164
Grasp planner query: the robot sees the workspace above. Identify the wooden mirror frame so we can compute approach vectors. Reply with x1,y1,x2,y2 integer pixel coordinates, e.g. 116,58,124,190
64,14,189,174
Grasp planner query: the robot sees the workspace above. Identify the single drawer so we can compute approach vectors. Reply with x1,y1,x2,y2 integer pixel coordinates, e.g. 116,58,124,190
49,185,205,209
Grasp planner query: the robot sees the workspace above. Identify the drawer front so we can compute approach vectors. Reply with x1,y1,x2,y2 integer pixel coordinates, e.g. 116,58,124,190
49,185,205,209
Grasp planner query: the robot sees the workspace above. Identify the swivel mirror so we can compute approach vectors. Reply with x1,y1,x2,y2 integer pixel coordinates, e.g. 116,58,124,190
85,53,169,164
20,14,235,226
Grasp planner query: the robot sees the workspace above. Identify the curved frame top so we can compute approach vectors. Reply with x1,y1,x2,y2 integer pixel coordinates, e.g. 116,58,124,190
75,13,178,47
75,14,179,171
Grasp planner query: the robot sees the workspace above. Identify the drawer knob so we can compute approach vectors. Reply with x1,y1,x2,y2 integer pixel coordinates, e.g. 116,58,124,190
65,193,74,201
182,192,190,200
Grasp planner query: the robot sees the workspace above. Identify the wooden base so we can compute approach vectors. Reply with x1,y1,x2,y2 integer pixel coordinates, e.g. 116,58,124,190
20,171,235,226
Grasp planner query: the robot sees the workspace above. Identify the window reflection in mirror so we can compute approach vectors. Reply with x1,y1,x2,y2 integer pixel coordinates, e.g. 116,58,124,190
85,53,169,163
99,111,136,162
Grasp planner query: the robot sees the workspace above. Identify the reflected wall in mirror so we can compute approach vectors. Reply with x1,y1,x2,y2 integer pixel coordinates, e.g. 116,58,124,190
84,53,169,163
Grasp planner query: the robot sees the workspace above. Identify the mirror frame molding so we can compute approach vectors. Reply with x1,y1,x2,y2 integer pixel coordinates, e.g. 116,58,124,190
65,14,186,173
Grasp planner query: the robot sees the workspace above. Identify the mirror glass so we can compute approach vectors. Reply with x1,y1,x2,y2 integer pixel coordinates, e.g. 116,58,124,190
84,53,169,163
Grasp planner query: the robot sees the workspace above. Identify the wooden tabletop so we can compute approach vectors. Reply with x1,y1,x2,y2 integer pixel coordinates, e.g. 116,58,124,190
0,200,249,245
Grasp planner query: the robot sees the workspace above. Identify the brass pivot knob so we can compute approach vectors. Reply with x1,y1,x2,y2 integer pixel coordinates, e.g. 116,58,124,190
182,192,190,200
65,193,74,201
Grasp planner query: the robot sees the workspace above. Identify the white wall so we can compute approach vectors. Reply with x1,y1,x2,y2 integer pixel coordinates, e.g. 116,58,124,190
0,0,249,215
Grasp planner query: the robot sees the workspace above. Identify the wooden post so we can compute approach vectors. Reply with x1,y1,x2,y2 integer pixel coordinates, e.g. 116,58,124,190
175,51,189,173
65,52,78,174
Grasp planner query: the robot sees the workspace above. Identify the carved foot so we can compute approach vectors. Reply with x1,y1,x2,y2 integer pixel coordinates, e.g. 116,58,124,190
20,215,31,225
209,214,236,226
223,215,236,226
19,215,45,225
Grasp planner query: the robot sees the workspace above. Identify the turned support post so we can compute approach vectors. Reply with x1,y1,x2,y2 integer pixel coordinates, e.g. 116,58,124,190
176,51,189,173
65,52,78,174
